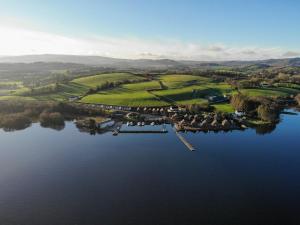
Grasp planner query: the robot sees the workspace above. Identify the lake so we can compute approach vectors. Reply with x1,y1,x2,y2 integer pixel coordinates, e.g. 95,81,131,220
0,110,299,225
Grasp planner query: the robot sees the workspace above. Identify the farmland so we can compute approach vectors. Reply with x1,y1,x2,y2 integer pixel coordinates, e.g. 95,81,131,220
1,72,300,112
80,74,234,107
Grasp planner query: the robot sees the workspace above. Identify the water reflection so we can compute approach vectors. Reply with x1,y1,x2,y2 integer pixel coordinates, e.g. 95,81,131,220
0,109,299,225
40,123,65,131
0,109,299,137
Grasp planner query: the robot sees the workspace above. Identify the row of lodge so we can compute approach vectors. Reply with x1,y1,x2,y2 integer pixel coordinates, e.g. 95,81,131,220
172,112,243,131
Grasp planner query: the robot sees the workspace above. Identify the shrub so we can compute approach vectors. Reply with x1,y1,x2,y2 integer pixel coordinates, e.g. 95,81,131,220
186,103,213,113
257,104,280,122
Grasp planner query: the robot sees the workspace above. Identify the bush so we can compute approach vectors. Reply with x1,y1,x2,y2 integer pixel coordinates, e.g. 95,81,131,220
257,104,280,122
186,103,213,113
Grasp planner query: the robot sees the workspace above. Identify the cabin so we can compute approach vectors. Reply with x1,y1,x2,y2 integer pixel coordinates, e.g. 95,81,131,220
235,110,245,117
167,106,179,113
68,96,79,102
260,82,272,88
111,111,126,118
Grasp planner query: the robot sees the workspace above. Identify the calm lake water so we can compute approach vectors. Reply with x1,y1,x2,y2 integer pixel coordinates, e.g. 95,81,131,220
0,110,300,225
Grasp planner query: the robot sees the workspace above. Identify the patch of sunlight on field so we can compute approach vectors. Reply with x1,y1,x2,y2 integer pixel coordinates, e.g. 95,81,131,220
152,82,233,105
72,73,144,88
122,81,161,91
176,98,209,105
241,87,298,97
212,103,235,113
81,91,168,107
81,80,168,106
159,74,211,88
0,96,35,101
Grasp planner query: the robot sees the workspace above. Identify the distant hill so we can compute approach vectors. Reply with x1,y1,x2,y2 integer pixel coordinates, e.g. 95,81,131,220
0,54,182,69
0,54,299,69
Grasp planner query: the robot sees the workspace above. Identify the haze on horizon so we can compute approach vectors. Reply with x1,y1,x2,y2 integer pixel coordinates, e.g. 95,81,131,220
0,0,299,61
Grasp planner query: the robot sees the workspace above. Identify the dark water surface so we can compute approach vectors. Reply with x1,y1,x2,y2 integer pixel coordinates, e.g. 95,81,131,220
0,111,300,225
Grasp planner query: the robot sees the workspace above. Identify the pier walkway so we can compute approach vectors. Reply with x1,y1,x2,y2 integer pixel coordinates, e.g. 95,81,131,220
175,131,195,151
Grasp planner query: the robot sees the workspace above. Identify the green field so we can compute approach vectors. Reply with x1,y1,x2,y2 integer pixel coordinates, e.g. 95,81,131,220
80,74,232,106
2,72,300,112
72,73,144,88
241,87,298,97
81,80,167,106
159,74,211,88
17,73,145,101
212,103,235,113
82,90,166,107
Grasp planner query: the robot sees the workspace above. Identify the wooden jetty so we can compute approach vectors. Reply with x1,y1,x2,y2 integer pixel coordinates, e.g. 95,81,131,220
175,131,195,151
114,124,168,135
118,130,168,134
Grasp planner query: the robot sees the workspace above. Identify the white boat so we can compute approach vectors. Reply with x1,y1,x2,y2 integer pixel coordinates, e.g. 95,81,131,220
141,122,145,126
150,122,155,126
137,122,141,126
126,122,130,126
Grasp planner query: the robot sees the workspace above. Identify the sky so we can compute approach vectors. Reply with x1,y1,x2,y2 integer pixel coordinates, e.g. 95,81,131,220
0,0,299,60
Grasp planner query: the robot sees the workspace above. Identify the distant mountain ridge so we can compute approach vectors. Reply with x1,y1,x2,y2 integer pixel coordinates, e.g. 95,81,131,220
0,54,299,68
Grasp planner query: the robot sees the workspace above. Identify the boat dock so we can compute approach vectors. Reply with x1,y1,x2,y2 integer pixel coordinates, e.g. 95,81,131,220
175,131,195,151
114,124,168,135
118,130,168,134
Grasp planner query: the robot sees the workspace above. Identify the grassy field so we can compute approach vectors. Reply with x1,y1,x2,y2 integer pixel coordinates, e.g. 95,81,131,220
151,75,233,105
33,83,89,101
159,74,211,88
16,73,145,101
72,73,144,88
0,96,35,101
212,103,235,113
241,87,299,97
81,80,168,106
2,72,300,112
80,74,230,106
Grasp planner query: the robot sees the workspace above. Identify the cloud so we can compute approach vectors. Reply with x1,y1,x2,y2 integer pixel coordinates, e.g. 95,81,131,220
241,50,257,55
204,45,225,52
0,25,298,61
282,51,300,57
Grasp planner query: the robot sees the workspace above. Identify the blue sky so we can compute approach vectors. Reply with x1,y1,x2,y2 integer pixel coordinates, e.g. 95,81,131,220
0,0,299,60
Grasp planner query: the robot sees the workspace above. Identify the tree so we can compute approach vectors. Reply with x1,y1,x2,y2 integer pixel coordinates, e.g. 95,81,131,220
257,104,279,122
230,94,257,112
276,73,290,82
295,94,300,106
